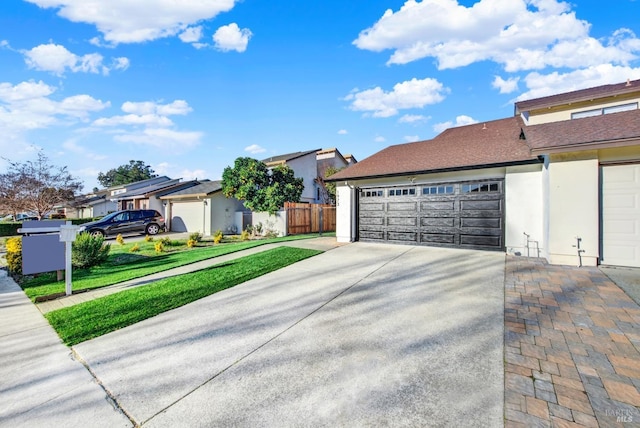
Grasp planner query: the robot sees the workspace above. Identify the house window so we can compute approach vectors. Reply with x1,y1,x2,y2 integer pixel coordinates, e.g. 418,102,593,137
571,102,638,119
422,185,454,195
389,188,416,196
361,190,383,198
462,182,499,193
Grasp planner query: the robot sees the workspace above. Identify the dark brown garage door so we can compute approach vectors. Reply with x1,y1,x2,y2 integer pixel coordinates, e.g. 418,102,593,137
358,180,504,250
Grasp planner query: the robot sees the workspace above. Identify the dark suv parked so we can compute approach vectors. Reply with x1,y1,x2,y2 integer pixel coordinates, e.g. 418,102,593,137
77,210,166,237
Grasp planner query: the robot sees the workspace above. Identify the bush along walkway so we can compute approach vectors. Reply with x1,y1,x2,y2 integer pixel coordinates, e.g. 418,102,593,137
36,236,341,314
504,256,640,427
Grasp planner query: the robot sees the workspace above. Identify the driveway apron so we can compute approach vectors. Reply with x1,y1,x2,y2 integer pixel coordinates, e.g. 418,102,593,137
73,243,505,427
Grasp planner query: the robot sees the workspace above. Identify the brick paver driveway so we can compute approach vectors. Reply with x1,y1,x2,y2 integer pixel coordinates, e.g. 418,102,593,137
504,256,640,427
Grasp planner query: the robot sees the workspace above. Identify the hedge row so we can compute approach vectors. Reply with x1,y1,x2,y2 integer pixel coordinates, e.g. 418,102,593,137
0,218,101,237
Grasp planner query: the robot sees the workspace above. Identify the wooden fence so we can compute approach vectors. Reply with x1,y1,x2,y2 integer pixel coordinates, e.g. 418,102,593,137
284,202,336,235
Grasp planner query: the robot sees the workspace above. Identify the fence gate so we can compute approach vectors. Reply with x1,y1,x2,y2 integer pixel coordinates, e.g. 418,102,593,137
285,202,336,235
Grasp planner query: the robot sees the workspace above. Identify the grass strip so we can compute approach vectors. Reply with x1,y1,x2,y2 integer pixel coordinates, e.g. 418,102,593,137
46,246,321,346
22,234,321,300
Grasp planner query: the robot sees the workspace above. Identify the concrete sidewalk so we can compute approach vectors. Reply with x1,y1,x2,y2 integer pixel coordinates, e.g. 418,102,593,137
37,236,342,314
0,269,131,427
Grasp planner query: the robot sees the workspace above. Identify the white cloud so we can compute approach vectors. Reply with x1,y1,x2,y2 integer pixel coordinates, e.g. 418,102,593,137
374,136,386,143
433,115,479,134
344,77,449,118
492,76,520,94
114,128,202,149
155,162,208,181
62,139,107,161
0,80,109,154
22,43,129,76
337,129,348,135
244,144,266,154
398,114,429,124
353,0,640,72
213,23,252,52
516,64,640,101
404,135,420,142
25,0,239,45
179,26,203,43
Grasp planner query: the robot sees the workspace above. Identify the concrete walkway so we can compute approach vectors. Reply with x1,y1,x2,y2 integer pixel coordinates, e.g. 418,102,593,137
37,236,342,314
0,269,131,427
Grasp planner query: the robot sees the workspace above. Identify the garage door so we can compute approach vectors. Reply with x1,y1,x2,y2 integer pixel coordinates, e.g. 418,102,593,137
170,201,204,233
358,180,504,250
602,164,640,267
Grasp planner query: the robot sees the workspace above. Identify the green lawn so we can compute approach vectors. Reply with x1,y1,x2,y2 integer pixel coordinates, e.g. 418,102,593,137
21,234,321,301
46,246,321,346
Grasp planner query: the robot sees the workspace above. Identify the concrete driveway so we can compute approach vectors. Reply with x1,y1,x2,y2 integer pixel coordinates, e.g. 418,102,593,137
73,242,505,427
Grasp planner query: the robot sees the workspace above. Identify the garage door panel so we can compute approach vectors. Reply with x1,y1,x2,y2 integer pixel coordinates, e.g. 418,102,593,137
421,217,455,227
171,201,203,233
422,233,455,244
387,217,417,226
421,201,455,210
602,164,640,267
387,231,418,242
360,216,384,226
387,202,417,212
461,199,501,211
358,180,504,250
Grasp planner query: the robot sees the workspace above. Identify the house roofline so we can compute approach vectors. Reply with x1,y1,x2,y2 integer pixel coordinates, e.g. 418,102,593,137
325,158,544,183
530,137,640,155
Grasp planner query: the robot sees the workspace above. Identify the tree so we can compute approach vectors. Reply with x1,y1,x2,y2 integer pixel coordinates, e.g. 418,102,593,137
0,151,83,219
97,160,157,187
221,157,304,215
318,166,345,204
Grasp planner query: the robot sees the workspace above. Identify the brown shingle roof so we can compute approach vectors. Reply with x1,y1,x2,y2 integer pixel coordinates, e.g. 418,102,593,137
525,109,640,154
329,116,539,181
515,79,640,114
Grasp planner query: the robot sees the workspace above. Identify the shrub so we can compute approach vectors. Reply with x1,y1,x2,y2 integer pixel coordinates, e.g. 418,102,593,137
6,237,22,274
130,243,140,252
72,232,110,269
187,239,197,248
213,230,223,244
116,234,125,245
160,237,171,245
154,241,164,253
189,232,203,243
144,235,153,242
0,223,21,237
240,230,250,241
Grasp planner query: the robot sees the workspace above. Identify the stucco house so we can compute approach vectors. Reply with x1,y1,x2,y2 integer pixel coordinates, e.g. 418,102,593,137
330,79,640,268
263,148,357,204
159,180,245,235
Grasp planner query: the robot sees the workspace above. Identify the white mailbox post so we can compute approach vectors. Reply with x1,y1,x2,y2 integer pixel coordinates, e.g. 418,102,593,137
59,222,79,296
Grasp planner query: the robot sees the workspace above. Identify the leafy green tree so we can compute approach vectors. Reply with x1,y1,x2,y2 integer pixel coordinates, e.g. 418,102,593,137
0,151,83,219
322,166,345,204
222,157,304,215
97,160,157,187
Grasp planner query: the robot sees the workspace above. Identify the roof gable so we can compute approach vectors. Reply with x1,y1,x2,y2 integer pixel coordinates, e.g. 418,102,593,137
262,149,320,165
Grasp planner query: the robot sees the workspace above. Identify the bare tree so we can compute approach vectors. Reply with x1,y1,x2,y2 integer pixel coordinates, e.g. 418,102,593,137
0,151,83,219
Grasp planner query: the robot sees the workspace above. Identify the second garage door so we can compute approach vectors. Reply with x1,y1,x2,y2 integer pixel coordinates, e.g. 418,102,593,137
170,201,205,233
602,164,640,267
358,180,504,250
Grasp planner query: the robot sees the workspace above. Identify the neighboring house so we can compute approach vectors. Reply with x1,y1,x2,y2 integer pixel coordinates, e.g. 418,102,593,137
262,148,357,204
159,180,245,235
263,149,321,203
330,78,640,268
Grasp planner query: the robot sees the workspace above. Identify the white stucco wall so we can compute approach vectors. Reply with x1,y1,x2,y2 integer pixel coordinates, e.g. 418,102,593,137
504,165,545,258
250,211,287,237
547,153,599,266
287,154,319,203
336,185,354,243
209,193,245,234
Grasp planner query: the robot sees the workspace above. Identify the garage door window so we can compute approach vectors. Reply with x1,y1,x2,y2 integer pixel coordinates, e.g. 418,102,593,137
361,190,383,197
389,188,416,196
462,182,499,193
423,185,454,195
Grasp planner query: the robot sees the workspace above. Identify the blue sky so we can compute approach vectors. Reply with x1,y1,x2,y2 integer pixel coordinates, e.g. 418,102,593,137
1,0,640,192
